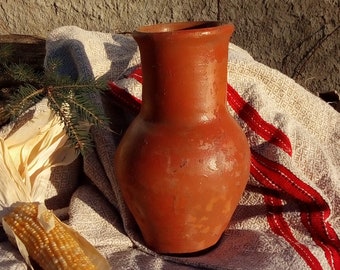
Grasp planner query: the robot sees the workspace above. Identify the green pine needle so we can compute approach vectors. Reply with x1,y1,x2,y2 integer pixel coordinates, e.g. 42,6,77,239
0,44,14,63
0,46,111,156
46,81,111,155
6,84,45,119
6,63,39,83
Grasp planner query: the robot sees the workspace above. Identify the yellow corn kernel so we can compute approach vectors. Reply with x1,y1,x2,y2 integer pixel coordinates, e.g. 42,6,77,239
3,202,103,270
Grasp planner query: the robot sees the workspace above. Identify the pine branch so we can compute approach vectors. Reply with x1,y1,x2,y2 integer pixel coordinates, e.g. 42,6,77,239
6,84,45,120
0,44,111,156
46,86,93,154
46,81,111,155
0,44,14,63
54,82,110,128
5,63,40,84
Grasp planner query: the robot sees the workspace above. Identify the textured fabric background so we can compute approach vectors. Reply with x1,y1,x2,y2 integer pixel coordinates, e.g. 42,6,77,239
0,26,339,269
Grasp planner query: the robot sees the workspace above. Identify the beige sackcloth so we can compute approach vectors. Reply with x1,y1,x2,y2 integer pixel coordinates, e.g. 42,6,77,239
0,26,339,269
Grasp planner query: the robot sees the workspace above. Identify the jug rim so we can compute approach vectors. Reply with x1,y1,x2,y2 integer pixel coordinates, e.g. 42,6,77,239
133,21,234,35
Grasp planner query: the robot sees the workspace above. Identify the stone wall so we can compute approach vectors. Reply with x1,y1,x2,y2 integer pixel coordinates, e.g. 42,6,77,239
1,0,339,94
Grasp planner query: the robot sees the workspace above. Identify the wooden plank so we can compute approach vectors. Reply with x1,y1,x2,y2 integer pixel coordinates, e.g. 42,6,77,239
0,34,46,70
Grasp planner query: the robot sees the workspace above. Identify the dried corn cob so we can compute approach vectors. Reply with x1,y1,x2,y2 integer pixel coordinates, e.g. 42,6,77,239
2,202,110,270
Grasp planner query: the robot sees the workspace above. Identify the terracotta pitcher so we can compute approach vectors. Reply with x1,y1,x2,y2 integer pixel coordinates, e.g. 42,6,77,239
114,21,250,254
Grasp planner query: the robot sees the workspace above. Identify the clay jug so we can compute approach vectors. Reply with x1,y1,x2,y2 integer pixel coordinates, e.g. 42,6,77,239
114,21,250,254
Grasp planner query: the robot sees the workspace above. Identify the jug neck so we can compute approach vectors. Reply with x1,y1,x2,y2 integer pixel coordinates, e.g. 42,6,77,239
133,22,234,125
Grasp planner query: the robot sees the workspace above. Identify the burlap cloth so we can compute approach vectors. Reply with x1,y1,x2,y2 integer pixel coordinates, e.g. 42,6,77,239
0,26,339,269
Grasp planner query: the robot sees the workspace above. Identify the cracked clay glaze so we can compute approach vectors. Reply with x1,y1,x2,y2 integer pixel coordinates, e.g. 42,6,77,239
114,21,250,254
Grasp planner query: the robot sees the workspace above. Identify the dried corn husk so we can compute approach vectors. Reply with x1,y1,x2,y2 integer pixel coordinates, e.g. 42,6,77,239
0,99,77,215
0,99,109,269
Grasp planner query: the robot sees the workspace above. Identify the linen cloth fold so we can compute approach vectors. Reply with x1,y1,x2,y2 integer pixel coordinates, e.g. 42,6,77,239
1,25,339,270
